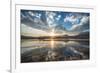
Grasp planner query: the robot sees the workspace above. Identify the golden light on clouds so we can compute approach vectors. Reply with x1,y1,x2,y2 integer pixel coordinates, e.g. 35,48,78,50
50,29,55,37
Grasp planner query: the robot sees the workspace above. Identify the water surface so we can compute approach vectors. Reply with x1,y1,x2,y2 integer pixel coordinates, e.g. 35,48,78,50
21,39,89,63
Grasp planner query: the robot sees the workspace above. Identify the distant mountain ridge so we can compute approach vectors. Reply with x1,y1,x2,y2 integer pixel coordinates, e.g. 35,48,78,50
21,31,89,40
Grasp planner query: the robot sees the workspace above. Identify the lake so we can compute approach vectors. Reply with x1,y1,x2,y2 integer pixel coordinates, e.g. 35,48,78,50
21,39,89,63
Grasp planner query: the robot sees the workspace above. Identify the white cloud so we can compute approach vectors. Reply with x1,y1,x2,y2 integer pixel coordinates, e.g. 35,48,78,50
21,24,50,37
28,11,41,19
28,11,35,16
70,16,89,31
35,13,41,19
56,15,61,21
64,13,83,25
64,15,78,24
26,11,45,25
46,11,57,28
81,16,89,25
46,11,56,19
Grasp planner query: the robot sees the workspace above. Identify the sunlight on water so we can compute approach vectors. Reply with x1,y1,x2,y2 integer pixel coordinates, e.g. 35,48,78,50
50,39,54,49
21,40,89,63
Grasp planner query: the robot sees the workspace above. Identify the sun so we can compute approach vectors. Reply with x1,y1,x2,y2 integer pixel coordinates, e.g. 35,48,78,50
50,29,55,37
50,32,55,36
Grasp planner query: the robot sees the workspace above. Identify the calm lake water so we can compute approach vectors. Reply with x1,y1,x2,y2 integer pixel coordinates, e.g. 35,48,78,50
21,39,89,63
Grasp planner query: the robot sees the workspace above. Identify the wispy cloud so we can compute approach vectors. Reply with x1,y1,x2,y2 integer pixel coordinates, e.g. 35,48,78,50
64,13,83,25
28,11,41,19
46,11,57,28
70,16,89,32
21,24,50,37
21,10,89,36
56,15,61,21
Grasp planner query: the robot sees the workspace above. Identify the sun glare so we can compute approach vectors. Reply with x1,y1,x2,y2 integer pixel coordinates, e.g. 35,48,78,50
49,29,55,49
51,39,54,49
50,29,55,37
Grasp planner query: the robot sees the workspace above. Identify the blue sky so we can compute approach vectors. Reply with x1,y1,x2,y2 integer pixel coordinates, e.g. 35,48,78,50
21,10,90,36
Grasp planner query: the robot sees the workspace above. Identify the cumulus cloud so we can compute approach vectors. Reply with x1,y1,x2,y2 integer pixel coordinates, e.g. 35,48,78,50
21,10,89,36
21,11,49,32
46,11,57,28
28,11,41,19
35,13,41,19
56,15,61,21
64,13,83,25
70,16,89,32
64,15,80,25
28,11,35,16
